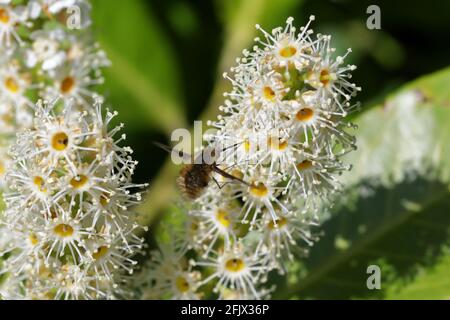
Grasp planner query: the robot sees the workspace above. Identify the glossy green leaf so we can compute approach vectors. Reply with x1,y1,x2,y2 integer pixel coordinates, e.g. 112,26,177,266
275,67,450,300
91,0,185,133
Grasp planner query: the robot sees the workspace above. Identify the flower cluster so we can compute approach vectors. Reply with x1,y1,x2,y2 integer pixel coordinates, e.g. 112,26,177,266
0,98,146,299
140,16,360,299
0,0,146,300
0,0,108,184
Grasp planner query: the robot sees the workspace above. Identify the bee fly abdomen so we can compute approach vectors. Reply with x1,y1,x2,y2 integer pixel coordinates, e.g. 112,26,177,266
177,164,213,200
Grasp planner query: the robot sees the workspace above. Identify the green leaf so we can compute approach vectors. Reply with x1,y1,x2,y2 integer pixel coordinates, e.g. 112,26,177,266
90,0,185,133
275,67,450,300
385,252,450,299
342,67,450,187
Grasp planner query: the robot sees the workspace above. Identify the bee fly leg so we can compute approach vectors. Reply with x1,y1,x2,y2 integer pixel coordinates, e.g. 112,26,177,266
212,177,231,190
221,163,237,171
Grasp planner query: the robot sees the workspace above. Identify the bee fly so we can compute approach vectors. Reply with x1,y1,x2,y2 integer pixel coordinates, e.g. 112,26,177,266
153,142,250,200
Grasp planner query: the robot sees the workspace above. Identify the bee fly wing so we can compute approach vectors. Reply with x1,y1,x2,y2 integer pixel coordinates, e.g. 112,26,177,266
152,141,193,163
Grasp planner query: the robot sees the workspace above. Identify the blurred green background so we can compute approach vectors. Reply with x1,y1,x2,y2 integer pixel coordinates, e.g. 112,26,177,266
90,0,450,299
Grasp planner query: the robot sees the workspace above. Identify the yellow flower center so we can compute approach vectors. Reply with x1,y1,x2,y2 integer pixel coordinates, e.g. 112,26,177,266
29,234,39,246
39,265,51,278
216,209,231,228
51,132,69,151
250,182,268,198
295,107,314,122
33,176,47,193
268,217,288,230
190,221,199,232
92,246,109,260
54,224,74,238
268,137,288,151
297,160,313,171
243,139,251,153
70,174,89,189
4,77,19,93
225,258,245,273
263,86,276,100
0,161,5,177
319,69,332,86
0,8,10,24
175,276,190,293
279,45,297,58
100,193,110,207
60,76,76,94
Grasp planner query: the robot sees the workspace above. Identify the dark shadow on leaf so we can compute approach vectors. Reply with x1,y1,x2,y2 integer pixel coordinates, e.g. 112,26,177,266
275,177,450,299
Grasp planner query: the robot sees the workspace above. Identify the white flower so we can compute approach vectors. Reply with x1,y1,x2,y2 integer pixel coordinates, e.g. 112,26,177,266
43,210,89,263
53,264,104,300
0,62,33,108
24,29,68,70
193,243,272,300
0,4,28,47
1,98,146,299
138,241,202,300
28,0,91,22
0,146,11,185
254,16,318,71
306,36,361,114
189,197,238,256
153,267,202,300
4,158,53,215
254,214,318,274
44,58,106,109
